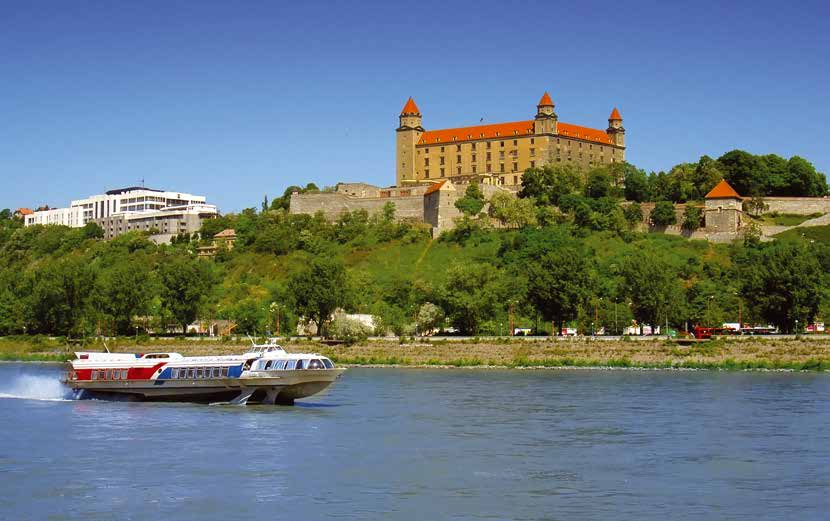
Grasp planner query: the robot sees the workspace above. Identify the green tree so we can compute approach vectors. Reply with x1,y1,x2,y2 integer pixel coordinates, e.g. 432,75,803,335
525,246,593,334
158,254,215,333
623,203,643,227
620,252,681,333
488,192,537,228
681,203,703,231
584,168,613,199
28,255,96,336
437,263,506,335
287,257,349,337
416,302,444,335
518,164,584,206
739,241,823,332
624,167,650,202
455,182,485,216
95,258,155,334
650,201,677,227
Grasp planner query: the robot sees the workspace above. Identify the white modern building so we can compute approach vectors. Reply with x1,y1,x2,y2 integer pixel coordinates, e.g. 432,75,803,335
25,187,218,241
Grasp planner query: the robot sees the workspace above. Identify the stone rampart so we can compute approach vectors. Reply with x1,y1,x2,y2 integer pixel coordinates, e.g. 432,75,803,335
289,192,424,221
762,197,830,215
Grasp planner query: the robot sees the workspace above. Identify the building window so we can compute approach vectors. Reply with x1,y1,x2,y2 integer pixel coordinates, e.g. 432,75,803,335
487,164,492,173
500,163,505,173
486,142,491,149
486,152,491,161
513,140,517,146
440,168,445,177
499,151,505,160
530,161,536,168
457,166,461,175
472,154,477,163
512,162,518,172
425,169,430,179
500,141,504,148
513,176,518,184
531,138,535,145
456,145,461,152
440,156,445,165
424,158,429,166
472,165,477,173
440,146,445,152
530,148,535,157
456,155,461,163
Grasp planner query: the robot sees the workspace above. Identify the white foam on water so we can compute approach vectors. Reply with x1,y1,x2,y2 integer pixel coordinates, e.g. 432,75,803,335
0,374,74,402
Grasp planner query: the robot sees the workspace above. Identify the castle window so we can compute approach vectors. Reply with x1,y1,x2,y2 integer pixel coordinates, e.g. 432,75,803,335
487,164,492,173
530,161,536,168
457,166,461,175
557,138,560,144
425,169,430,178
486,142,491,149
456,145,461,152
440,146,445,152
486,152,491,161
472,165,477,173
424,158,429,166
500,141,504,147
531,138,535,145
440,168,445,177
456,155,461,163
513,140,517,146
440,156,445,165
480,133,484,138
499,151,505,160
513,176,518,184
472,154,477,163
496,132,500,137
530,148,535,156
512,162,518,172
500,163,505,173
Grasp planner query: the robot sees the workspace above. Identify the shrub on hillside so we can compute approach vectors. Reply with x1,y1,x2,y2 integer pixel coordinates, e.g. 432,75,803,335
329,315,372,345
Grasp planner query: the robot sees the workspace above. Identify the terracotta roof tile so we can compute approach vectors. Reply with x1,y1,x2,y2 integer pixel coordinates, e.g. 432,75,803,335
538,92,554,106
15,208,33,215
214,229,236,238
557,122,615,144
400,97,421,115
424,180,447,195
609,107,622,120
418,120,535,145
705,179,741,199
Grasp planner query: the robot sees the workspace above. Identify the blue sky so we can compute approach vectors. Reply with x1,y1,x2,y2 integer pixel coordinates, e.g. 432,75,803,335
2,1,829,213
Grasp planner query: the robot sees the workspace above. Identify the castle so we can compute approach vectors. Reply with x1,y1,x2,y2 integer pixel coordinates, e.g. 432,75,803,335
396,93,626,187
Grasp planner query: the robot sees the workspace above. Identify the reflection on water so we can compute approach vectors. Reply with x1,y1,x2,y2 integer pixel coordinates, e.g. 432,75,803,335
0,364,829,521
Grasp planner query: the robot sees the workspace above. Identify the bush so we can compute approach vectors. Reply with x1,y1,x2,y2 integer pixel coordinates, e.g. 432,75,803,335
329,315,372,345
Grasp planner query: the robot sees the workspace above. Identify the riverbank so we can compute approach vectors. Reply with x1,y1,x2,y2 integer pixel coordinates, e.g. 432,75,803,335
2,335,830,371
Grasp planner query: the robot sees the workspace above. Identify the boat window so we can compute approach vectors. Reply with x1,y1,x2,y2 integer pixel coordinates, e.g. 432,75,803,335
264,361,274,370
172,368,179,379
308,359,323,369
221,367,229,377
322,358,333,369
295,359,305,370
285,360,296,370
212,367,220,377
188,368,195,379
144,354,170,359
121,369,128,380
91,371,98,380
105,370,111,380
271,360,284,370
197,368,204,378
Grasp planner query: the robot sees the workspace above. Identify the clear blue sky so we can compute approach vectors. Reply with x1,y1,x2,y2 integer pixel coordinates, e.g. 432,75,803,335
2,1,828,213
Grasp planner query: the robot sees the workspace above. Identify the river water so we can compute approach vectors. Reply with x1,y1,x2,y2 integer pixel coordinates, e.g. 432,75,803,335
0,364,828,520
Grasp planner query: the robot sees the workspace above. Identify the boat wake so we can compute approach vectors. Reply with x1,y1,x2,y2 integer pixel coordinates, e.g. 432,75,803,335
0,374,74,402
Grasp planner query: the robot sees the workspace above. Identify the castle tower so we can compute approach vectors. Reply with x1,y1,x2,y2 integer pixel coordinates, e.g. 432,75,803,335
396,97,424,186
704,179,743,233
606,107,625,147
533,92,558,135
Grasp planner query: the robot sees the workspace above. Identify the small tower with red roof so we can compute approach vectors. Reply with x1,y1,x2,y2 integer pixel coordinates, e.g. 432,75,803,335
606,107,625,147
396,97,425,186
534,92,558,135
704,179,743,233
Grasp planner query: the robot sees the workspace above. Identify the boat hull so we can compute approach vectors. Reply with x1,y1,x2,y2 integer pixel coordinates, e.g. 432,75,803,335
65,368,346,405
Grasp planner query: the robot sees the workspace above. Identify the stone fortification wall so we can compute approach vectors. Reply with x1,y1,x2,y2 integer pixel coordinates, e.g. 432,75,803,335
761,197,830,215
290,189,424,221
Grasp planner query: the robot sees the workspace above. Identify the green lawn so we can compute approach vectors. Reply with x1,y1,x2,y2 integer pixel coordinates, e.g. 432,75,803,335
774,225,830,242
760,212,824,226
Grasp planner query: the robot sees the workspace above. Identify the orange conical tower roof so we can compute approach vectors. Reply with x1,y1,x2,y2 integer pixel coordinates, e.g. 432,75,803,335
705,179,741,199
609,107,622,120
538,91,554,106
400,97,421,115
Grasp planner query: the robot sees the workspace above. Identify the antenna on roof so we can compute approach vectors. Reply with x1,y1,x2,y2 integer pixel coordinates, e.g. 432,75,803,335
140,178,145,188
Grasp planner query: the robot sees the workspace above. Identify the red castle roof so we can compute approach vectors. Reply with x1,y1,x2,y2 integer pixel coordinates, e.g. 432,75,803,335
705,179,741,199
400,97,421,115
418,120,614,146
424,180,447,195
538,92,554,106
609,107,622,120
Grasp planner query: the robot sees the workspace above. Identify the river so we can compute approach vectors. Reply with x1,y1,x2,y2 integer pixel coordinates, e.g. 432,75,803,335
0,363,828,520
